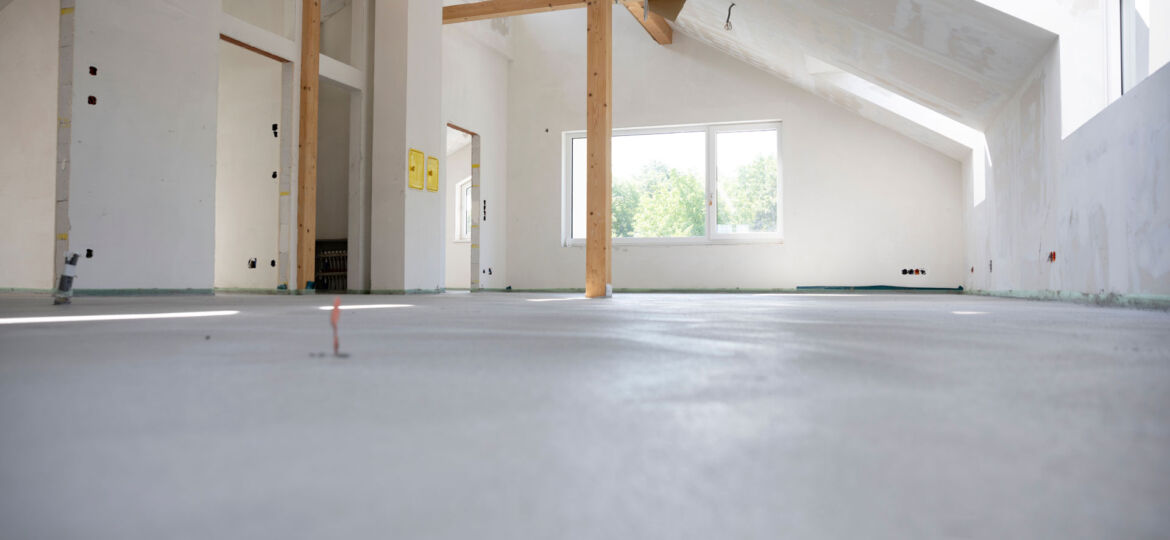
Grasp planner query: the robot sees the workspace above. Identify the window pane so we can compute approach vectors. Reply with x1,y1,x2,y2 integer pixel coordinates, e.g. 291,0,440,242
571,138,588,238
572,131,706,239
716,130,778,234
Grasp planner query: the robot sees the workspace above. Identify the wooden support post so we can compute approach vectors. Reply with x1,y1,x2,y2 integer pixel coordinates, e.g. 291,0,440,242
297,0,321,290
585,0,612,298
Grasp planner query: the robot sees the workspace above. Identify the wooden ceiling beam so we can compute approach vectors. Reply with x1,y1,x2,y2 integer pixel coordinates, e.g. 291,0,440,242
443,0,586,24
444,0,674,47
622,1,671,45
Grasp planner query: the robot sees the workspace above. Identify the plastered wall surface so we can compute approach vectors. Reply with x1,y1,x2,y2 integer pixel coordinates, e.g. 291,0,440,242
214,42,282,290
321,1,353,65
317,81,351,240
222,0,294,40
443,23,511,290
0,0,57,290
505,11,964,291
371,0,444,291
444,143,471,289
67,0,218,290
974,0,1112,137
968,60,1170,297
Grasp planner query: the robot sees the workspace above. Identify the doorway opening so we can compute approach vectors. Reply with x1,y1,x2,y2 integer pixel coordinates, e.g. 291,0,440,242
445,124,480,291
214,39,285,291
314,78,352,291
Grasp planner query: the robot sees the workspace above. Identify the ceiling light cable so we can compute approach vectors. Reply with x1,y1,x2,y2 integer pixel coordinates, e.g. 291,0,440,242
725,3,736,31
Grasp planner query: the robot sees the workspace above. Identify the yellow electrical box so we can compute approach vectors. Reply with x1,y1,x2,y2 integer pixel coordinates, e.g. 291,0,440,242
408,149,425,190
426,156,440,192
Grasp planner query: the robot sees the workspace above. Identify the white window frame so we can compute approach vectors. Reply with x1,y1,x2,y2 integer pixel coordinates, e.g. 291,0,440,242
561,121,783,247
455,176,472,243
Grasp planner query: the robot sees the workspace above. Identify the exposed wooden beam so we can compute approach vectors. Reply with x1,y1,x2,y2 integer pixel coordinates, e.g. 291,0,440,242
443,0,585,24
218,34,291,64
585,0,612,298
622,1,671,45
297,0,321,290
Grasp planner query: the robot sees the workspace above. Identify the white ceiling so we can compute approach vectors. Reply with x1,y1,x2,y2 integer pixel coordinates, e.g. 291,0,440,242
441,0,1057,158
447,127,473,156
673,0,1057,130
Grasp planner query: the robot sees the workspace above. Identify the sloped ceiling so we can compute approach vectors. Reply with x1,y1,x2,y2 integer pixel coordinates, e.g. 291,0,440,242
673,0,1057,130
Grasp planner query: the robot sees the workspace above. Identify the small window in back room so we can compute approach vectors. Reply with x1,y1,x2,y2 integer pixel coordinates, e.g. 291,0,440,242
456,177,473,242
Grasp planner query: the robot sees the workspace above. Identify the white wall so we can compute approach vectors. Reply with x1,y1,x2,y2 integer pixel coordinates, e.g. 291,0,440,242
321,2,352,64
967,56,1170,298
444,143,471,288
215,41,283,290
66,0,219,290
317,81,350,240
442,22,511,290
371,0,444,292
505,10,965,291
0,0,57,290
222,0,294,40
1059,62,1169,295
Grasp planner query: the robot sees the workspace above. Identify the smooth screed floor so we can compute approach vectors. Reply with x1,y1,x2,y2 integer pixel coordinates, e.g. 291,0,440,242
1,292,1168,539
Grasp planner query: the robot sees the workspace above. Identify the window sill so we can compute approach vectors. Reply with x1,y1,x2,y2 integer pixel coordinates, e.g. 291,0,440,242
564,236,784,248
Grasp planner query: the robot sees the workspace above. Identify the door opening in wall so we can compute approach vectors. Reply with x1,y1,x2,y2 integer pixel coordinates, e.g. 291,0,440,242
314,78,353,292
214,39,285,291
445,124,481,291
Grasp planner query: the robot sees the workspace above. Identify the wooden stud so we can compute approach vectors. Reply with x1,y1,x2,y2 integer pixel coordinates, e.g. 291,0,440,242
585,0,612,298
443,0,585,24
297,0,321,290
622,1,672,45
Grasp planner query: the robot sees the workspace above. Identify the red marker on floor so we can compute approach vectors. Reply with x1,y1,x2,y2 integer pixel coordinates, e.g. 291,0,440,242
331,296,341,356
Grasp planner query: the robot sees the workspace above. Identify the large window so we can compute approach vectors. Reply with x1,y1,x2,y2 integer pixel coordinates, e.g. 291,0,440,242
565,122,782,244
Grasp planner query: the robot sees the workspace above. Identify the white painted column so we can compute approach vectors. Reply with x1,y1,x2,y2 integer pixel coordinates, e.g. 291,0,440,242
371,0,444,292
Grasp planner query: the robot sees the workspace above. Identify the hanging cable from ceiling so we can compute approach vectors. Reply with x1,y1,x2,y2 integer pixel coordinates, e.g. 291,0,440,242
725,3,736,31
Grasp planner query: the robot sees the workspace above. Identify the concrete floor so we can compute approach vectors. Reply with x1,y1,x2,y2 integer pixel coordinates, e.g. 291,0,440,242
1,292,1168,539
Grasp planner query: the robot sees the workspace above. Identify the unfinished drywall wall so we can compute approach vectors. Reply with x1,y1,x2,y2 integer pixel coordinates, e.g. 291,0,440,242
506,11,964,290
317,81,350,240
442,22,511,290
964,46,1062,295
1059,63,1169,295
67,0,219,290
0,0,57,290
371,0,444,292
444,142,471,289
215,42,282,290
968,57,1170,298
